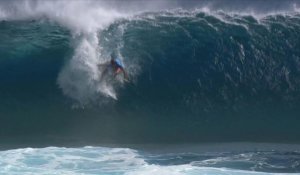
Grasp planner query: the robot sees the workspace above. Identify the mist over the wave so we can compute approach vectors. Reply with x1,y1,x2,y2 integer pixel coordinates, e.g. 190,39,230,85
1,0,300,18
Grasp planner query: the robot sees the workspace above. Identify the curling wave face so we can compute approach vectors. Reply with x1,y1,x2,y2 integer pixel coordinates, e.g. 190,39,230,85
1,0,300,143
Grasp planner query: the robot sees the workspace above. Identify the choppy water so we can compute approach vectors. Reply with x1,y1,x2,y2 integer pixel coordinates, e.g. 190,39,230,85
1,146,300,174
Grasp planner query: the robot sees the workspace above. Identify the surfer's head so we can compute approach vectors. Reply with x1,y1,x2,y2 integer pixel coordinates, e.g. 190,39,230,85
110,58,115,65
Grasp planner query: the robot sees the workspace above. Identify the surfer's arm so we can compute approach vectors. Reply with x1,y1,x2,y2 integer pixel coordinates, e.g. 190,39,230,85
98,62,110,80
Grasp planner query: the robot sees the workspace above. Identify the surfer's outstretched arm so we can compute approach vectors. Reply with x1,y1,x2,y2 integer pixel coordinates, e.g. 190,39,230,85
97,62,110,70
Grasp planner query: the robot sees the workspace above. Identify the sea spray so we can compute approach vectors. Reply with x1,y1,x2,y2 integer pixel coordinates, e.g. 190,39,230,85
0,0,127,103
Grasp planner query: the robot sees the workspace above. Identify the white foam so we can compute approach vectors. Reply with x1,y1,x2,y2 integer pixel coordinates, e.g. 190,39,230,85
0,147,146,174
293,3,300,13
0,1,124,32
0,0,129,103
0,146,298,175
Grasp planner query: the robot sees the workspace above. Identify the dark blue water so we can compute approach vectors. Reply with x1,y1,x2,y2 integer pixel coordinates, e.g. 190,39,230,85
0,1,300,145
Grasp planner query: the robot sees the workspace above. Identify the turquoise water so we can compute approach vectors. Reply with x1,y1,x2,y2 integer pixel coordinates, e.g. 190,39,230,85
0,145,299,174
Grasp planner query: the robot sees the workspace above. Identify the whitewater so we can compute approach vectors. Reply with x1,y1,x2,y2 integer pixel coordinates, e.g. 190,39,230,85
0,145,299,175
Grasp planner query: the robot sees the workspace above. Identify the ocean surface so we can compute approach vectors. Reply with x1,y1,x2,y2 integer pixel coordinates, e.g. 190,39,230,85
0,0,300,174
0,144,300,174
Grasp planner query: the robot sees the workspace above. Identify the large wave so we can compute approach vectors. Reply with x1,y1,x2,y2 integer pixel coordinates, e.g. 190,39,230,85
1,0,300,143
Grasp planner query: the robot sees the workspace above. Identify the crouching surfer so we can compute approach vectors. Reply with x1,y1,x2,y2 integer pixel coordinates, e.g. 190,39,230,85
98,55,129,82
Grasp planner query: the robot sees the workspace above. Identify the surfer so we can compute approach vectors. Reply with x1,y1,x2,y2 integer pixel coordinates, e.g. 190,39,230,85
99,56,129,81
110,58,129,80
